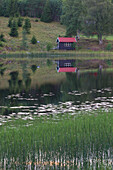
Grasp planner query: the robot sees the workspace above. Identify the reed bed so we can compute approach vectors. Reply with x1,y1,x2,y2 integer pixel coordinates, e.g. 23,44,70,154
0,111,112,169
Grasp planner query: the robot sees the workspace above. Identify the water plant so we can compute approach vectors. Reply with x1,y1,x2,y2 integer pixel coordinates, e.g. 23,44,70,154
0,111,112,169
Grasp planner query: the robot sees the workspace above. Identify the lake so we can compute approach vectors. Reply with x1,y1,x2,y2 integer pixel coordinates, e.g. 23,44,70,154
0,64,113,169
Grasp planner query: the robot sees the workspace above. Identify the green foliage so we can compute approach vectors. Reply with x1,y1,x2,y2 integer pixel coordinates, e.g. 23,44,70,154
17,17,23,27
0,34,6,42
8,0,19,17
9,20,18,37
9,71,19,80
0,42,3,47
31,35,37,44
82,0,113,44
106,43,112,51
41,0,52,23
31,65,37,73
21,30,28,50
47,59,52,66
61,0,83,36
46,43,52,51
71,42,76,50
35,19,39,22
23,18,31,34
8,17,13,27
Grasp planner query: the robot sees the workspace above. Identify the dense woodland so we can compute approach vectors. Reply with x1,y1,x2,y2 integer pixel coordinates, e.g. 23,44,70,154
1,0,113,44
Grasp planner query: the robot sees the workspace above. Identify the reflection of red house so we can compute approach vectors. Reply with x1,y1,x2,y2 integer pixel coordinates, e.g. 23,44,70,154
57,37,77,50
58,67,77,72
56,60,77,72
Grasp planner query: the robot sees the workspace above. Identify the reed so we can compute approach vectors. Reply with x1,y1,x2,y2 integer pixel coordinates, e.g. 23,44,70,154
0,111,112,169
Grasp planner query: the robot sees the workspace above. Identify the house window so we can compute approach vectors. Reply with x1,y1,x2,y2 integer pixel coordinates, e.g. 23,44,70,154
64,63,71,67
64,43,72,47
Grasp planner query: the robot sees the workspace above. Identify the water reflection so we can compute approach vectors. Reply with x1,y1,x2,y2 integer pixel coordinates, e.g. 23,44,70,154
0,70,113,116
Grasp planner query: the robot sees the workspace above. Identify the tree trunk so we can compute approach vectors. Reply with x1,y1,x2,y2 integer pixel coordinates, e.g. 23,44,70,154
98,34,103,45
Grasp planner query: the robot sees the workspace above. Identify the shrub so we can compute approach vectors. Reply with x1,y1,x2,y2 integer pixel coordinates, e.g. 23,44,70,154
31,35,37,44
0,34,6,42
106,43,112,51
35,19,39,22
31,65,37,73
47,59,52,67
46,43,52,51
0,42,3,47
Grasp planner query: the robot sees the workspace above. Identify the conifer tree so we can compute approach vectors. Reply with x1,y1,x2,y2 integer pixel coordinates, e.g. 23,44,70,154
8,17,13,27
17,17,23,27
9,20,18,37
23,18,31,34
31,35,37,44
41,0,52,23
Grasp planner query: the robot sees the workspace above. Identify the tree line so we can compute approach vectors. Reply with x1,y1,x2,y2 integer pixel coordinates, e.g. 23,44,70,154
0,0,62,22
1,0,113,44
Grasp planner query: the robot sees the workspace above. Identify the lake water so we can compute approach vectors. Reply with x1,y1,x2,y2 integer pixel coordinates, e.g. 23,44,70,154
0,66,113,169
0,69,113,118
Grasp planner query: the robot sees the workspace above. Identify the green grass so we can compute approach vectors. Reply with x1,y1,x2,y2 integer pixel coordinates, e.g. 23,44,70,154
0,17,66,53
0,111,113,169
81,34,113,41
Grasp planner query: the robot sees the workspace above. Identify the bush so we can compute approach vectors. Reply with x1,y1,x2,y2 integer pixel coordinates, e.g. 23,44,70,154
47,59,52,67
0,34,6,42
31,65,37,73
0,42,3,47
31,35,37,44
35,19,39,22
106,43,112,51
46,43,52,51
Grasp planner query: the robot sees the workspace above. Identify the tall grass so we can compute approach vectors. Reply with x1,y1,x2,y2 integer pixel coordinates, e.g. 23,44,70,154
0,111,113,169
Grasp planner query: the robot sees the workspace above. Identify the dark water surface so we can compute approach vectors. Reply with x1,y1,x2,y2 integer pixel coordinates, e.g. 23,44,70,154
0,69,113,117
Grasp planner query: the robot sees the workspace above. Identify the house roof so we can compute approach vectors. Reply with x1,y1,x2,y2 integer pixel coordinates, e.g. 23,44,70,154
57,37,77,43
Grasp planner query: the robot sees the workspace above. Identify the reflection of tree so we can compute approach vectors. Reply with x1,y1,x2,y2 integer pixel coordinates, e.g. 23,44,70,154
0,63,6,76
2,70,113,108
9,71,23,94
25,73,31,91
60,71,113,103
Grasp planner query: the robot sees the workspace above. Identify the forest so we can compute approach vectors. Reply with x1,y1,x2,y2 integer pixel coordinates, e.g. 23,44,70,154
1,0,113,45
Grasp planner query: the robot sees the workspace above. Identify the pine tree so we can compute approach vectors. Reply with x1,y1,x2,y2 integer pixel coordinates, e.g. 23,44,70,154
8,17,13,27
21,30,28,50
23,18,31,34
17,17,23,27
31,35,37,44
9,20,18,37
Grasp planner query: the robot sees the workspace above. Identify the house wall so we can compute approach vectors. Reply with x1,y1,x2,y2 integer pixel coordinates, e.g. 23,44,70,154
59,42,75,50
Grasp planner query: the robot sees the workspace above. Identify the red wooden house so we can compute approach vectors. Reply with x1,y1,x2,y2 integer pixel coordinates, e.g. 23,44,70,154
57,37,77,50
